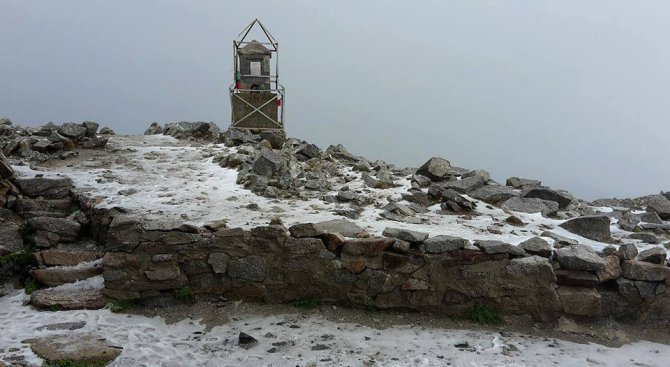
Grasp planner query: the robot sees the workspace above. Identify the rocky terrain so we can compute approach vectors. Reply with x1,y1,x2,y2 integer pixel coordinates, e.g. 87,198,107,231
2,117,670,366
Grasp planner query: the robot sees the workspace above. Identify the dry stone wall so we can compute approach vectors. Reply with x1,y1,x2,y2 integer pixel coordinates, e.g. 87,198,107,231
102,216,670,321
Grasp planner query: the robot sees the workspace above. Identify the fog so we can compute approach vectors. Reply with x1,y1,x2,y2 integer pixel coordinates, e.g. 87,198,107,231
2,1,669,200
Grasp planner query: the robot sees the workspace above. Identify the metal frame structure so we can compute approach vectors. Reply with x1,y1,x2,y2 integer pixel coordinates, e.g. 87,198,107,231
230,19,285,131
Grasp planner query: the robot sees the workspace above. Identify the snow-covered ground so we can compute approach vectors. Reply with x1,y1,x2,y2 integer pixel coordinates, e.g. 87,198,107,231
1,290,670,367
11,134,663,254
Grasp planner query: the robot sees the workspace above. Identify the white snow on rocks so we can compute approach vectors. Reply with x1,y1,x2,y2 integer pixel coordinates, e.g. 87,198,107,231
10,135,666,254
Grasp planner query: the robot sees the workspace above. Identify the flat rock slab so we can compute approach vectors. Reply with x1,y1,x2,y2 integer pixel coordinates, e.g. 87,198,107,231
556,245,606,272
382,227,429,243
523,188,572,209
519,236,552,258
13,177,73,199
559,215,612,243
36,249,101,266
468,185,518,204
314,219,364,238
30,288,106,310
30,265,102,287
501,197,558,216
25,333,121,364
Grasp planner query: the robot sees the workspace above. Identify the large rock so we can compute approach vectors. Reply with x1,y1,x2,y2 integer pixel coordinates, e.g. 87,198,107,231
228,256,267,282
618,211,641,231
474,240,526,257
30,288,106,310
35,249,99,266
163,121,220,141
555,245,606,272
523,188,572,209
557,287,601,317
57,123,87,140
259,131,286,149
30,264,102,287
0,152,13,179
595,255,621,283
559,215,612,243
541,231,578,246
27,217,81,245
504,256,557,283
382,227,428,244
14,197,73,218
144,122,164,135
506,177,541,189
251,149,282,177
81,121,99,137
646,196,670,220
313,219,364,238
99,127,115,135
415,157,451,181
629,232,659,244
419,235,468,254
26,333,120,364
342,237,395,257
442,174,486,194
468,185,518,204
288,223,324,238
636,247,667,265
620,260,670,282
208,252,231,274
282,237,325,256
619,243,638,260
555,269,599,287
501,197,558,216
296,143,322,159
13,177,73,199
0,209,24,255
80,136,108,149
518,236,552,258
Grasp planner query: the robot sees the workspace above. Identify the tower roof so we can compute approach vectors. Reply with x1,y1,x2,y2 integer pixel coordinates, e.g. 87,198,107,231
239,40,271,56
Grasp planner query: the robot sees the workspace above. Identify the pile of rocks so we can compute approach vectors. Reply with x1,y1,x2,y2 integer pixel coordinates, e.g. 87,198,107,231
0,118,113,163
216,129,401,206
144,121,221,141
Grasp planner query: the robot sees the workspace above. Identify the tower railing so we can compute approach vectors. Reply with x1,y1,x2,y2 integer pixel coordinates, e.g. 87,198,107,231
229,83,285,130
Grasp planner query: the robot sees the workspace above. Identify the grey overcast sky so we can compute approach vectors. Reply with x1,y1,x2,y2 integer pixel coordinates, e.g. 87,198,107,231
1,1,669,200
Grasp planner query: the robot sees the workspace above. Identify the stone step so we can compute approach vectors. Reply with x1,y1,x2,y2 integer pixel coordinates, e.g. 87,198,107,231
14,197,74,219
30,260,103,287
30,288,106,310
34,249,102,267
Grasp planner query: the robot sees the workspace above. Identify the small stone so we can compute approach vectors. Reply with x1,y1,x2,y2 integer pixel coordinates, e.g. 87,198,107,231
505,215,525,227
311,344,330,351
239,332,258,349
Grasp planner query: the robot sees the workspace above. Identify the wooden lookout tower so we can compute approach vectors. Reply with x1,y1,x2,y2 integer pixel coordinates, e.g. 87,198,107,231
230,19,285,134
